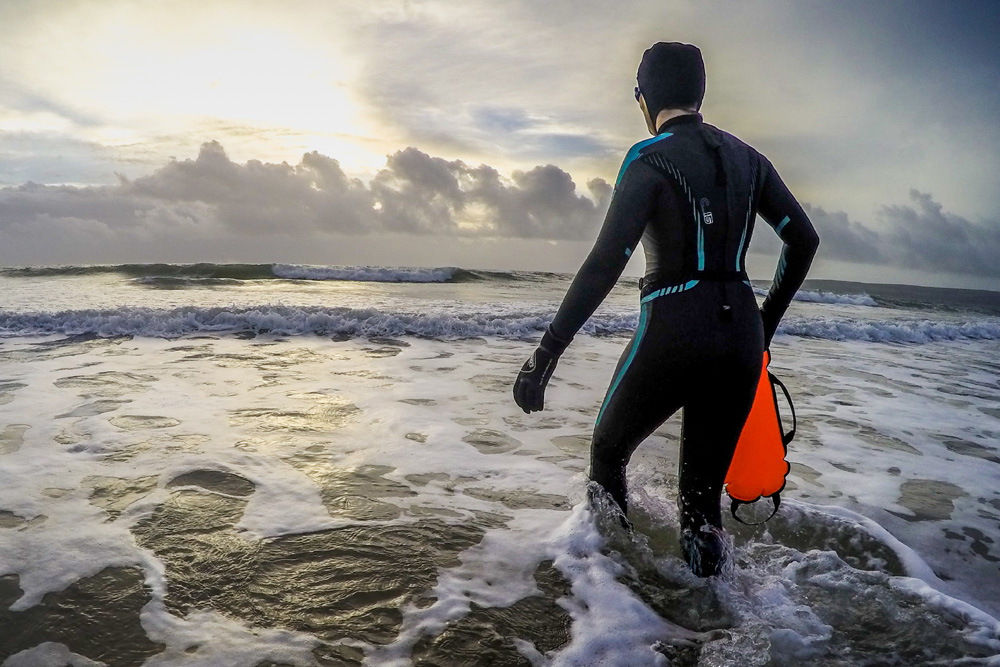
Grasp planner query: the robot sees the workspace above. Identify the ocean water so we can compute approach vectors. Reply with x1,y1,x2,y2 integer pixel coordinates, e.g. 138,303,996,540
1,263,999,666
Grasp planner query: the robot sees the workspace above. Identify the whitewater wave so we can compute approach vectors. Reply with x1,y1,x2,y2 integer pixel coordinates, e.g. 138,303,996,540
0,306,569,340
753,286,877,306
1,306,998,344
793,290,877,306
779,317,1000,343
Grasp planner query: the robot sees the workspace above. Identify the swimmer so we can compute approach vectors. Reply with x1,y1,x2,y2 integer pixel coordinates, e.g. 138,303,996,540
513,42,819,576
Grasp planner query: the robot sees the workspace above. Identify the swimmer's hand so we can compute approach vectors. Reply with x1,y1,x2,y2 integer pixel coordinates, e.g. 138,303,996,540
513,346,558,413
513,326,571,414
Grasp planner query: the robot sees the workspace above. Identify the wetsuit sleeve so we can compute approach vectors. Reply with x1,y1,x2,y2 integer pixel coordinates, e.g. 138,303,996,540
756,155,820,346
549,160,660,340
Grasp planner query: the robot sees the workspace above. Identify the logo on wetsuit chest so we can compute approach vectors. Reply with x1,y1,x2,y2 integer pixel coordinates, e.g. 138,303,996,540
700,198,714,225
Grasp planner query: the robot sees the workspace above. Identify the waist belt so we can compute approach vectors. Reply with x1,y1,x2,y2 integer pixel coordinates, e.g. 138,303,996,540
639,270,749,299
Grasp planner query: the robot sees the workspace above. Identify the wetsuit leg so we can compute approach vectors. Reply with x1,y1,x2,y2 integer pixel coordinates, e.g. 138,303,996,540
678,381,756,530
590,301,685,514
677,288,763,530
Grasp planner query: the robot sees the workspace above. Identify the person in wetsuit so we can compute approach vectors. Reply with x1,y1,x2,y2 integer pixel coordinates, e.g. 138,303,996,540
512,42,819,576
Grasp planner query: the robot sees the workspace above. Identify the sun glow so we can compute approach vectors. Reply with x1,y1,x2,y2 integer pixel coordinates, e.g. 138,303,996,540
96,27,362,136
3,4,377,166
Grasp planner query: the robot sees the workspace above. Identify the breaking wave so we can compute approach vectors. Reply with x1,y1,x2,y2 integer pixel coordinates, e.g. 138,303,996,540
753,286,877,306
778,317,1000,343
1,306,998,344
793,290,877,306
0,306,565,340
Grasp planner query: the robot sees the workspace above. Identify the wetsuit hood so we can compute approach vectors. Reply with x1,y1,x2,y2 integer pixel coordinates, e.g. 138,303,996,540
637,42,706,124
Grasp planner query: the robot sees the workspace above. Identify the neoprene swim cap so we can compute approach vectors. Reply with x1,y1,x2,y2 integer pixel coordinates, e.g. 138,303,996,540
637,42,706,122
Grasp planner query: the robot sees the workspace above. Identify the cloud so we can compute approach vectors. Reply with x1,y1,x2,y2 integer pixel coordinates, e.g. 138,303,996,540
125,141,374,234
880,190,1000,278
369,148,610,239
799,203,886,265
0,141,611,265
751,191,1000,279
2,141,997,281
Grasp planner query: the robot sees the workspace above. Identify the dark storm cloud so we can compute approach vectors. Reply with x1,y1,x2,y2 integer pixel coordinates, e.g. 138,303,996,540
879,190,1000,278
799,204,886,265
0,142,611,264
140,141,611,239
356,146,610,238
749,191,1000,279
3,141,997,278
126,141,374,234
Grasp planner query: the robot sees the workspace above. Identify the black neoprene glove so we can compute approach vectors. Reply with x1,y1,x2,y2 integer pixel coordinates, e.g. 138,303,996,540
513,326,572,414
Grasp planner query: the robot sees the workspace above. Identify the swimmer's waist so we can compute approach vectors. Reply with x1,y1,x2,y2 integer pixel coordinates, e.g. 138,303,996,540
639,270,749,296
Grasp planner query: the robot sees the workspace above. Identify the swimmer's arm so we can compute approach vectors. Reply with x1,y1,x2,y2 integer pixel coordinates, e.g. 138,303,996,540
756,156,820,347
549,161,659,341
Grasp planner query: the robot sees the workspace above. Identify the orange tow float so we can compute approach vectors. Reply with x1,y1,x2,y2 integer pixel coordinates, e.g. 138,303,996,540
724,350,796,523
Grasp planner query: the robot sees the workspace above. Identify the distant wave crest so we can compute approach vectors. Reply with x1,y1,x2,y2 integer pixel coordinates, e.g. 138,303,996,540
0,263,489,284
1,263,276,280
271,264,463,283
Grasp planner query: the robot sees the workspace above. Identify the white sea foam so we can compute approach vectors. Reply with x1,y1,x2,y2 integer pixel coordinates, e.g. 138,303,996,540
271,264,458,282
777,316,1000,342
371,501,694,667
753,286,877,306
140,609,324,667
807,502,1000,649
792,290,877,306
4,643,106,667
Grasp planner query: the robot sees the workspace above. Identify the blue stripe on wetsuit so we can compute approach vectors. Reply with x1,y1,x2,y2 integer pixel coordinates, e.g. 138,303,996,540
596,301,651,426
639,279,700,304
735,180,756,271
615,133,674,188
696,209,705,270
735,223,748,272
774,215,791,237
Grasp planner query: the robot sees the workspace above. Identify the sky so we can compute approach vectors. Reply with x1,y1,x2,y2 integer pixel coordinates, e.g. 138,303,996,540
1,0,999,289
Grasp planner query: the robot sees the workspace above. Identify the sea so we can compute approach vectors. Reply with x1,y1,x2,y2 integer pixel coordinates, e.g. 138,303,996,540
1,263,999,667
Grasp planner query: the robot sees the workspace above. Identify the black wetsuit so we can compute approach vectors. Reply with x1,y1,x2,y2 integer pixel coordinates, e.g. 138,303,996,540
549,113,819,531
